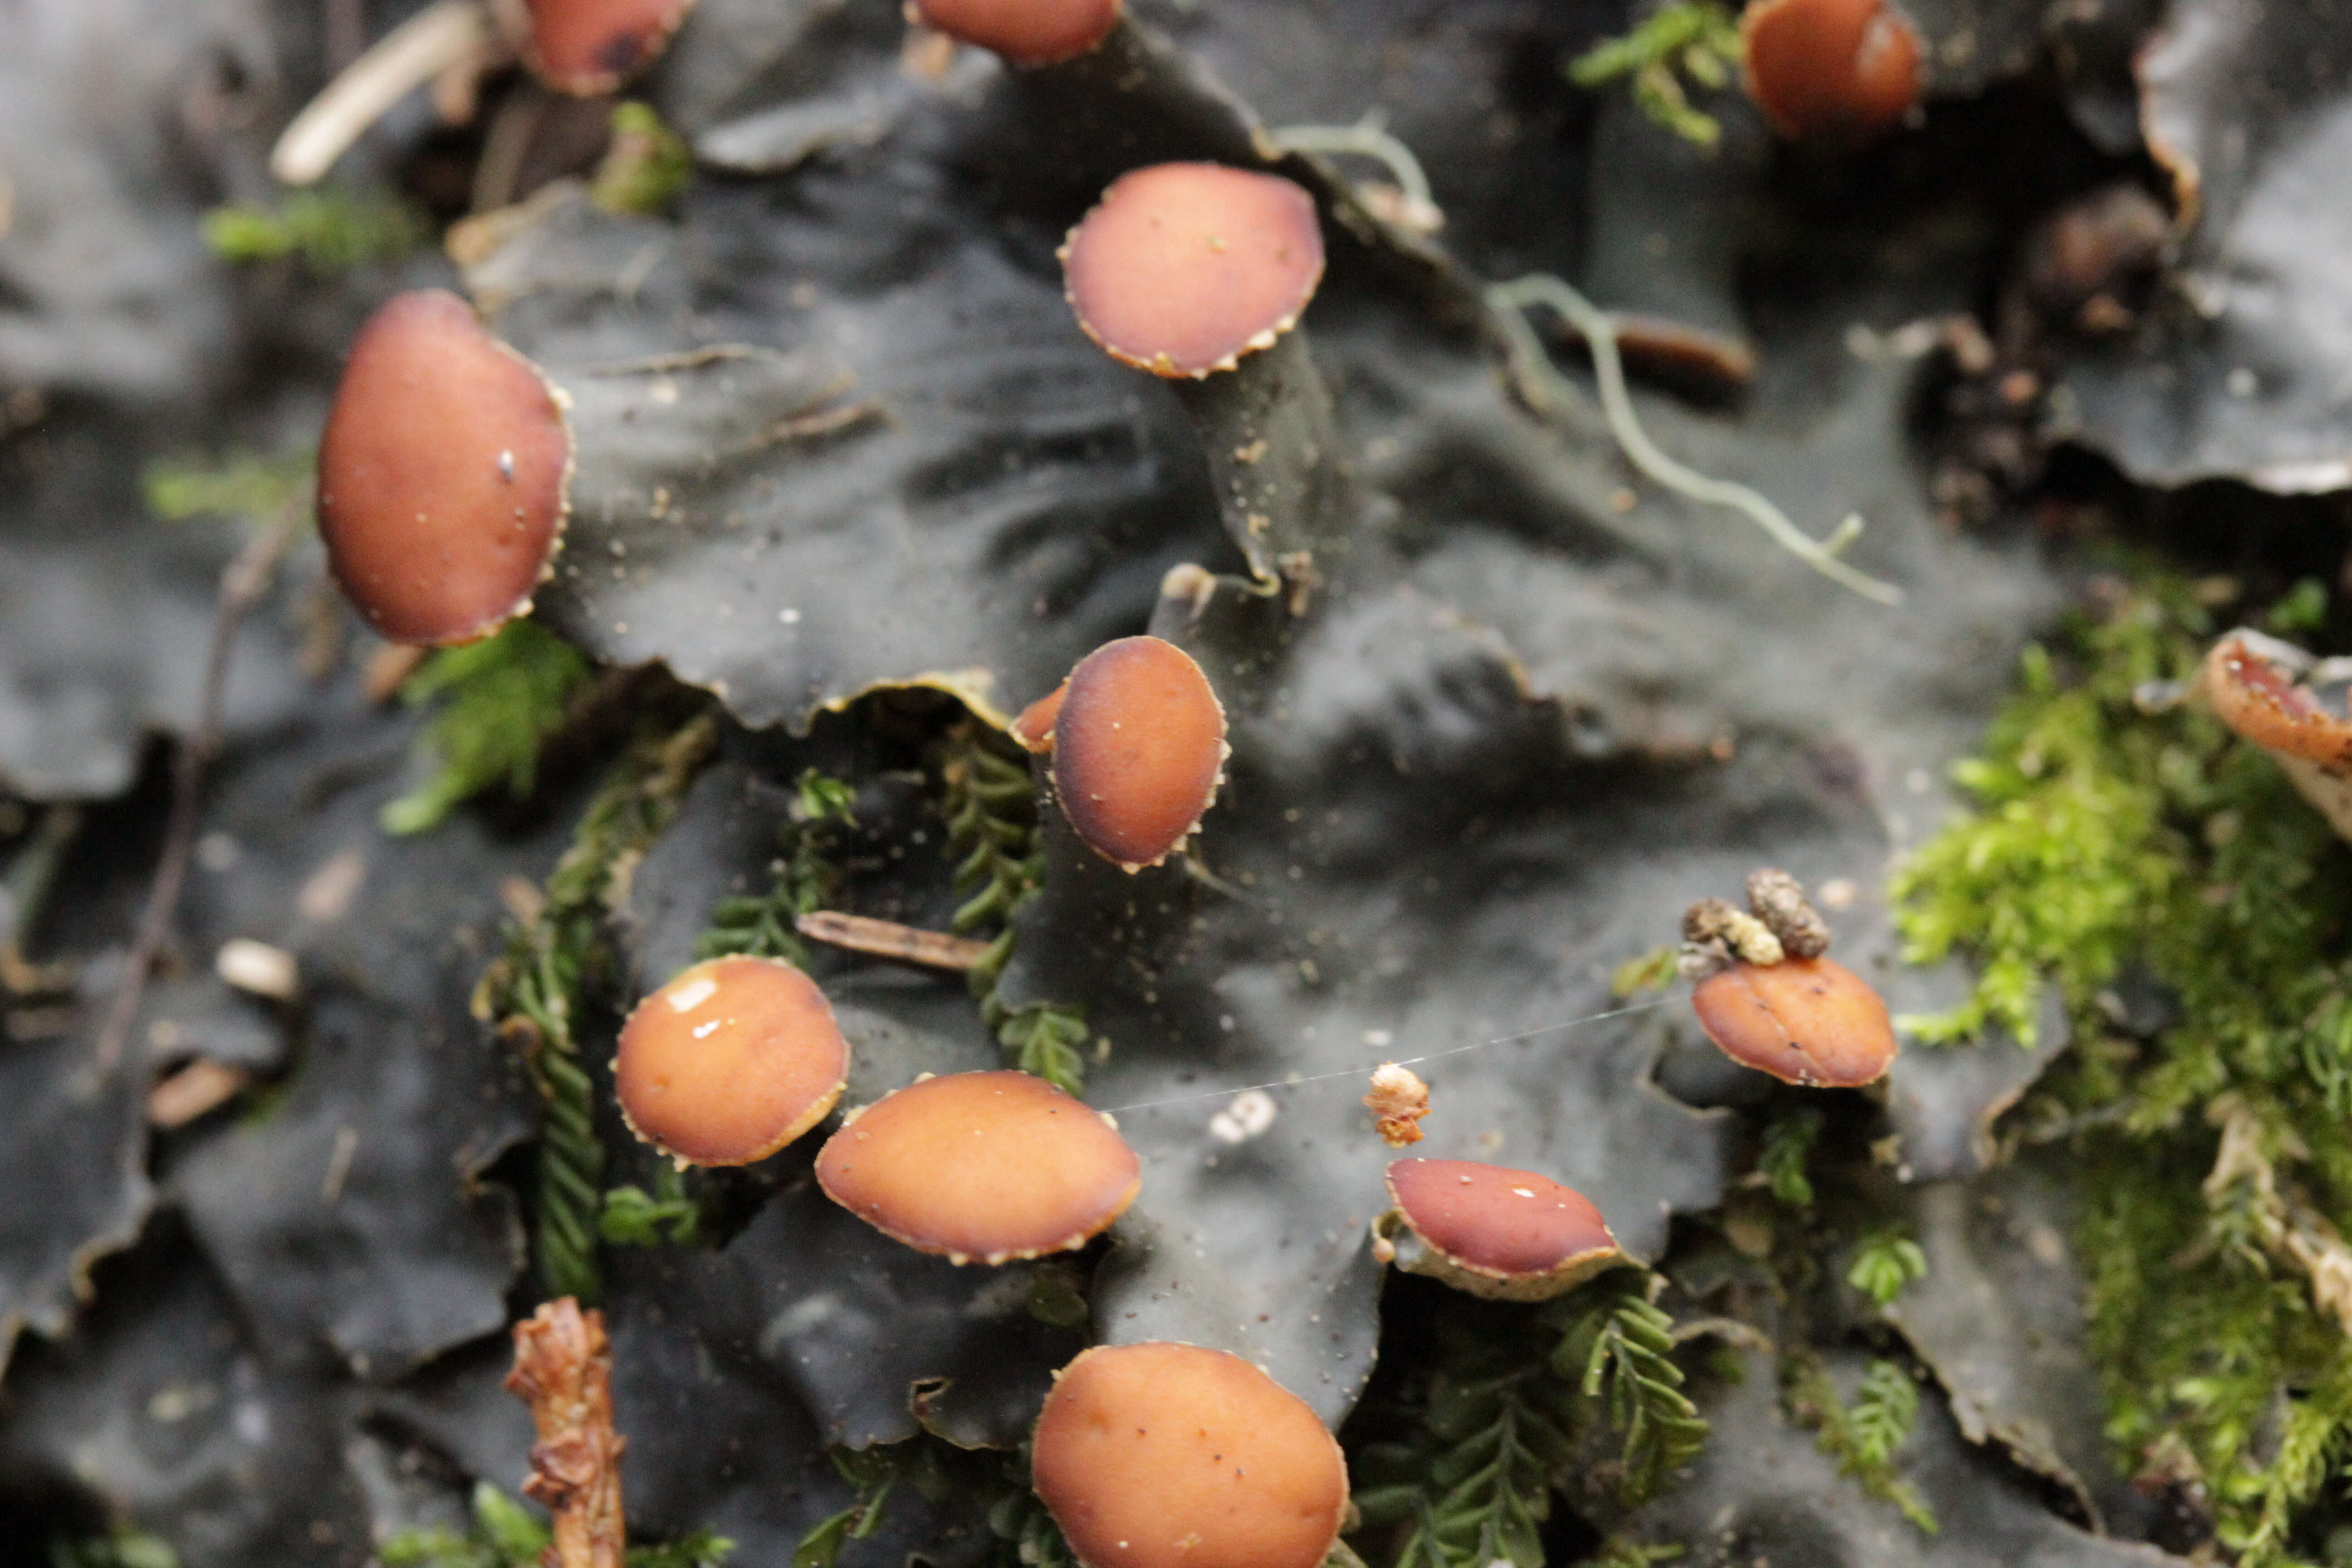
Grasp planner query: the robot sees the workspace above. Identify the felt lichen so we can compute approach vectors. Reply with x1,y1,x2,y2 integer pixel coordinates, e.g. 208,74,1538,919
1568,2,1743,148
1895,568,2352,1562
382,620,594,835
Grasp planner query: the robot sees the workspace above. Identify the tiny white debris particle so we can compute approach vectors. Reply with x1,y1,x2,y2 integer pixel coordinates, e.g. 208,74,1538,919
1511,1187,1535,1198
1208,1088,1278,1144
692,1020,721,1039
1363,1029,1393,1047
779,608,801,624
497,450,515,481
217,938,298,1000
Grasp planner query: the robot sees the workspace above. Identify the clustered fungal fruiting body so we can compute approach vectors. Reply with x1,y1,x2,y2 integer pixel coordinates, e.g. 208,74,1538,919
1373,1158,1628,1301
913,0,1123,66
1030,1342,1350,1568
612,955,849,1166
813,1069,1141,1264
1061,162,1325,379
520,0,701,95
1046,636,1230,872
1682,870,1898,1087
1739,0,1923,142
317,289,573,646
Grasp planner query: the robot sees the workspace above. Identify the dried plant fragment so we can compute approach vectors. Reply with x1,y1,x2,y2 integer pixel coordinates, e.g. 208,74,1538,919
506,1297,627,1568
1745,867,1831,959
1678,896,1782,980
1363,1062,1431,1146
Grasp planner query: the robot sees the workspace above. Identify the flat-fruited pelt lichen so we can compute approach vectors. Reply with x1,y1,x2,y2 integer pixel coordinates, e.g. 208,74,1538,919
1894,571,2352,1563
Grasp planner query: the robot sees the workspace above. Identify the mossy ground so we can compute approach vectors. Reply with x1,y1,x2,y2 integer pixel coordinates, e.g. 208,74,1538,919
1896,566,2352,1565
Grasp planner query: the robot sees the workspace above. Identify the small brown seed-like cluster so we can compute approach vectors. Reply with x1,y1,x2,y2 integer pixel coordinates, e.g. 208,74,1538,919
1362,1062,1432,1147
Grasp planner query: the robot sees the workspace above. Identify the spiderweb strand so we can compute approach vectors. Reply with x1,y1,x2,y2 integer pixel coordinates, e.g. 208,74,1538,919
1094,996,1675,1115
1487,273,1906,606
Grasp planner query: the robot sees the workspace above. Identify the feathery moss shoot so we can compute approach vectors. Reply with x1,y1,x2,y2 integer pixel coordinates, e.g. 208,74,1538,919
940,723,1093,1093
696,769,856,966
1568,2,1742,147
1894,568,2352,1563
1784,1352,1932,1532
475,714,716,1302
382,620,593,835
1348,1271,1709,1568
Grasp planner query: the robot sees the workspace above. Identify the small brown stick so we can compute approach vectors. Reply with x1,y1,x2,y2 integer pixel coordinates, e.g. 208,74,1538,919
507,1298,627,1568
92,496,307,1074
795,910,992,972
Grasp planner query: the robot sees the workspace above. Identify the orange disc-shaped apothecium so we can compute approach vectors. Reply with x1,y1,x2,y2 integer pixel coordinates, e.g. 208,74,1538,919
1690,956,1897,1087
1013,680,1068,754
2201,635,2352,768
522,0,698,94
816,1070,1140,1264
1387,1160,1622,1285
1061,163,1325,378
615,956,848,1166
1032,1343,1348,1568
913,0,1121,64
1741,0,1921,142
318,290,572,646
1051,636,1227,871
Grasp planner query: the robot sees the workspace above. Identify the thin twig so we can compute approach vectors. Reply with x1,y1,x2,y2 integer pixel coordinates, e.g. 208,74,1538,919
796,910,991,972
1487,272,1905,605
92,496,308,1074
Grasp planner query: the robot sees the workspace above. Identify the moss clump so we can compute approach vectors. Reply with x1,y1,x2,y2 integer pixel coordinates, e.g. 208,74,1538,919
1893,570,2352,1563
1567,2,1742,148
383,620,595,836
201,191,426,273
142,450,311,524
592,104,694,218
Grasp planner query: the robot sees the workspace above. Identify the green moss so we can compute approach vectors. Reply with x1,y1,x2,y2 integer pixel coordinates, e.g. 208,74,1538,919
939,724,1093,1093
1782,1352,1934,1533
1845,1230,1926,1309
696,768,856,966
49,1524,177,1568
202,191,426,273
1893,570,2352,1563
142,450,310,524
383,620,595,836
1350,1274,1708,1568
1567,3,1742,148
592,103,694,218
382,1481,731,1568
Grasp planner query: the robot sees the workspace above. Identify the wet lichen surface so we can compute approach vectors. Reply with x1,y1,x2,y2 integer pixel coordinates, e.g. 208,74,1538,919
12,0,2352,1565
